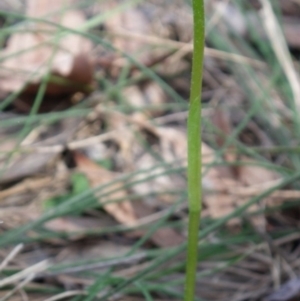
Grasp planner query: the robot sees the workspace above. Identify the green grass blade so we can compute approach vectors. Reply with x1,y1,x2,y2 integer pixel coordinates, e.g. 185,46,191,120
184,1,205,300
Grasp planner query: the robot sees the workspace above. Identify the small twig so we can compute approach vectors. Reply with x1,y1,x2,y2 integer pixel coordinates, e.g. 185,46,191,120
0,273,35,301
247,216,296,280
260,0,300,111
0,244,23,272
48,252,148,275
110,29,265,68
0,260,49,289
43,290,87,301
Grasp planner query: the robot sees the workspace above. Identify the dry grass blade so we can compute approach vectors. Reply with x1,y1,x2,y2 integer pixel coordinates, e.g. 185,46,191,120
260,0,300,110
43,290,87,301
0,178,53,200
0,260,49,289
0,273,35,301
111,29,265,67
0,244,23,272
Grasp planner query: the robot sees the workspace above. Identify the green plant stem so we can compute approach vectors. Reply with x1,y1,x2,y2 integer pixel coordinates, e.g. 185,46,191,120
184,0,205,301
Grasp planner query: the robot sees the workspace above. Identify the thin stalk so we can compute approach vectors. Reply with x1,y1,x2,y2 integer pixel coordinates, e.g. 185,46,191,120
184,1,205,301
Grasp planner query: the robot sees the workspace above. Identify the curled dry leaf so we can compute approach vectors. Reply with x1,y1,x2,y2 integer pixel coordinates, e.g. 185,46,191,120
0,0,94,96
74,152,137,226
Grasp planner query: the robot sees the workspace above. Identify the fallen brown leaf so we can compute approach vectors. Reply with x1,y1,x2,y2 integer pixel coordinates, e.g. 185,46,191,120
131,201,184,247
123,82,166,118
0,152,59,185
150,227,185,248
74,152,137,226
103,3,152,64
0,0,94,98
45,215,117,236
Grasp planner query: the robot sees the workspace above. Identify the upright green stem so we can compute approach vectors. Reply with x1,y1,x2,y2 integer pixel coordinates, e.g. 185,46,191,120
184,1,205,301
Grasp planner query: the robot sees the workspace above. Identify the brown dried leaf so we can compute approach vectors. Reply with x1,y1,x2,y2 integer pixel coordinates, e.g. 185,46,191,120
238,156,279,187
74,152,137,226
55,241,131,265
132,199,184,247
150,227,185,248
0,173,68,231
103,4,151,63
130,126,186,206
203,107,281,224
202,131,279,226
204,194,241,220
0,0,93,95
45,215,116,234
0,203,41,230
0,152,59,185
202,142,241,222
202,142,237,192
157,127,187,164
123,82,166,118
